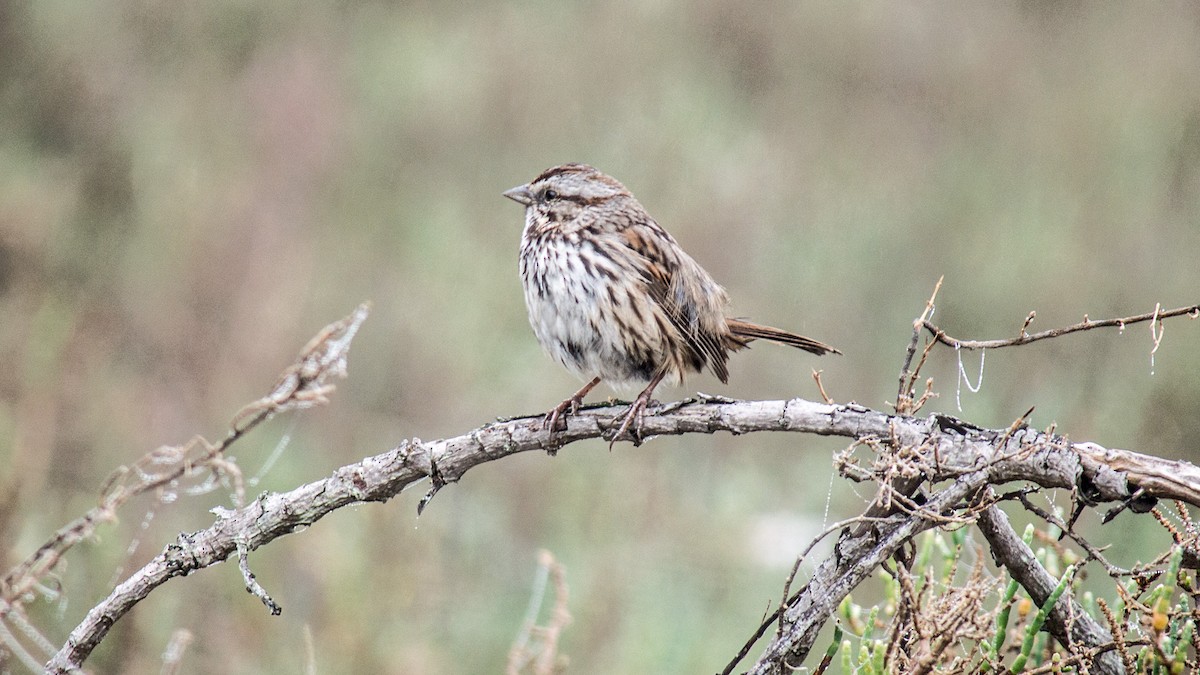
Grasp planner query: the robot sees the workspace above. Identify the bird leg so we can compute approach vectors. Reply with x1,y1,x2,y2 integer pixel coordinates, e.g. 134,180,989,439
542,377,602,434
610,371,667,448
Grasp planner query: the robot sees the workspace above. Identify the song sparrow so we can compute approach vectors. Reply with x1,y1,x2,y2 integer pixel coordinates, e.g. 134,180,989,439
504,163,838,446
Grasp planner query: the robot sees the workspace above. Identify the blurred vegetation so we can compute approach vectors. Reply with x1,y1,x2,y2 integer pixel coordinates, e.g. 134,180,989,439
1,1,1198,672
830,528,1198,674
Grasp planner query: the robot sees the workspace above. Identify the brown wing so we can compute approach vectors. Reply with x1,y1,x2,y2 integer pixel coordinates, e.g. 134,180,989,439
615,220,734,383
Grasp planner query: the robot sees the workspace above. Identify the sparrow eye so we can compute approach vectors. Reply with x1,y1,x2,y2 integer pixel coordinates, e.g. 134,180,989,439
542,189,558,201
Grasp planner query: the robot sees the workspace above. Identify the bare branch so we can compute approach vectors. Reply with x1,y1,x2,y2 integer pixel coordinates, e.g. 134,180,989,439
237,543,281,616
922,303,1199,350
748,466,991,673
34,290,1200,673
44,391,1200,672
897,276,944,413
976,504,1123,675
718,514,889,675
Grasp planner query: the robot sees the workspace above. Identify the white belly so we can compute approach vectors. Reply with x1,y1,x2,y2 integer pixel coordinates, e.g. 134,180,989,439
520,232,669,390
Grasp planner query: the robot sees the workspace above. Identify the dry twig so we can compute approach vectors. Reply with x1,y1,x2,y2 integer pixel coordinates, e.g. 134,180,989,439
506,550,571,675
896,276,944,414
2,303,369,670
922,303,1199,351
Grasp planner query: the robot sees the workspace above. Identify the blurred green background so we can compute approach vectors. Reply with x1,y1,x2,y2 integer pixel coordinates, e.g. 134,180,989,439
2,1,1199,672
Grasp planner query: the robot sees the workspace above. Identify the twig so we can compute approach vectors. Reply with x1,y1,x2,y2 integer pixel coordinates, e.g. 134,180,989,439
1016,493,1128,577
897,276,944,413
812,369,833,405
237,542,281,616
1,303,370,615
0,619,49,673
719,514,889,675
922,303,1199,350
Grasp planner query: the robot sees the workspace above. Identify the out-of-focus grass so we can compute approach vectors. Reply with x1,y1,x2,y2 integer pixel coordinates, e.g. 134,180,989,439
1,1,1198,672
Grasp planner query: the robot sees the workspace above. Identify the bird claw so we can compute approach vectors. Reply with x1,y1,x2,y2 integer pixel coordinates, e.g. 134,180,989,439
535,377,602,445
609,397,656,449
538,394,583,435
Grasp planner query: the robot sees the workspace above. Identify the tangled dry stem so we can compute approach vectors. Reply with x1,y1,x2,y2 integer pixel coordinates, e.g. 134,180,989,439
3,303,369,672
899,552,997,675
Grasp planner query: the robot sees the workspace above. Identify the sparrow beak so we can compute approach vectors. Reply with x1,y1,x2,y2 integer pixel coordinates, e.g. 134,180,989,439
503,184,535,206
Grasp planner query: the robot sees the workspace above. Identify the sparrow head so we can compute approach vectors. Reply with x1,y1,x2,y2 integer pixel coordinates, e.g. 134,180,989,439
504,164,633,230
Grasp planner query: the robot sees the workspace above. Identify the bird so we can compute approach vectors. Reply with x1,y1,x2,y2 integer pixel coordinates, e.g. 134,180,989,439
503,163,838,446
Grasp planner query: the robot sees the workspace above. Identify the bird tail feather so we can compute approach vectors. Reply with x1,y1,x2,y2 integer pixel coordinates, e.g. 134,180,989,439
726,319,840,356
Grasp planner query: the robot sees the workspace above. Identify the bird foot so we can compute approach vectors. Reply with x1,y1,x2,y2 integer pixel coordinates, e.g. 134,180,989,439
608,396,659,449
530,397,581,457
533,377,603,452
540,393,584,434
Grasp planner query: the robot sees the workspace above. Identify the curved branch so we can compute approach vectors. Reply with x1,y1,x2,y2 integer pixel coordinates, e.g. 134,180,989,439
47,397,1200,672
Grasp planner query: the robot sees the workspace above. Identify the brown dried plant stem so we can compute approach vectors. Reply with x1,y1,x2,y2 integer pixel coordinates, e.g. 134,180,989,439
45,392,1200,672
4,304,369,613
922,303,1200,350
16,303,369,672
896,275,943,412
506,550,571,675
